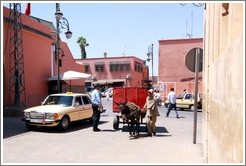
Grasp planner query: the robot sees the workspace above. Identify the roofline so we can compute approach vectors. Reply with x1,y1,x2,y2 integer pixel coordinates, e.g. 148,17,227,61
158,37,203,43
75,55,146,62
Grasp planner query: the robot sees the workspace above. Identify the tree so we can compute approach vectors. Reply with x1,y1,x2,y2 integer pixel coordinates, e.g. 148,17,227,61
77,36,89,59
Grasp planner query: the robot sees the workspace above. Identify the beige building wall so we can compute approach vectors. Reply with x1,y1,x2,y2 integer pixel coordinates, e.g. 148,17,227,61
203,3,244,163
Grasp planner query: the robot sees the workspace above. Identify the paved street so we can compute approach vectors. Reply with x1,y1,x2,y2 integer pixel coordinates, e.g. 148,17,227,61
2,98,205,164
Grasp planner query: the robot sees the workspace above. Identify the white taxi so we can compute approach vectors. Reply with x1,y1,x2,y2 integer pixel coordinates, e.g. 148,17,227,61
22,92,93,131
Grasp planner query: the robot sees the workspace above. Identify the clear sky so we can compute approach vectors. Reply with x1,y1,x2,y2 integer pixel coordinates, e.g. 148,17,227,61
2,1,204,76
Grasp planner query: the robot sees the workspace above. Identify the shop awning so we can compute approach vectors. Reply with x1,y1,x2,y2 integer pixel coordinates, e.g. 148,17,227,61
47,70,91,81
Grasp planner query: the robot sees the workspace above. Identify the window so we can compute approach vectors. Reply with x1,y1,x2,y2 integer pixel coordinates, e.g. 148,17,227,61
109,61,131,72
75,97,82,105
85,65,89,73
82,96,91,105
95,65,104,72
134,61,143,72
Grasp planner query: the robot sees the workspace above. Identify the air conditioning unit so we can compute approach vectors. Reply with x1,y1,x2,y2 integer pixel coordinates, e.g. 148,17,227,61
126,74,131,79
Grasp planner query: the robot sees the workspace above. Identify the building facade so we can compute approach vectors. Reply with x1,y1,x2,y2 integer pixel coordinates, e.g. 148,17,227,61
75,54,149,90
158,38,203,98
3,6,86,108
203,3,244,163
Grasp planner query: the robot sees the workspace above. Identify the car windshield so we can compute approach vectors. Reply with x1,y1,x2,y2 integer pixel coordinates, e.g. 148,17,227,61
43,96,73,107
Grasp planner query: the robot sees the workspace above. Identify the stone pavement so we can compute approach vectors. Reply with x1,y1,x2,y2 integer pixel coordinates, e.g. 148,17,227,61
2,107,205,164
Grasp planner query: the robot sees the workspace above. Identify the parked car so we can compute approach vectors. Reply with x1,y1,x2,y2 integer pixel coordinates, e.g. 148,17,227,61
164,93,202,111
22,92,93,131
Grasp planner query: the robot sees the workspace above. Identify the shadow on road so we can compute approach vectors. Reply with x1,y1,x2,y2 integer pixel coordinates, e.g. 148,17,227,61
3,117,28,139
3,117,110,138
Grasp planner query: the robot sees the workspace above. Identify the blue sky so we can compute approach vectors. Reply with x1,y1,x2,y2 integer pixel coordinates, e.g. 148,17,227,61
2,2,204,76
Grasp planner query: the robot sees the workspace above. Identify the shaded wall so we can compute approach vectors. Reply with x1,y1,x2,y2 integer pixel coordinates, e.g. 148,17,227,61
203,3,244,163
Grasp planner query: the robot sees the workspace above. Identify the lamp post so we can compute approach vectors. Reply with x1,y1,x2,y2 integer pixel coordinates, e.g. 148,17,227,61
147,44,154,82
55,3,72,93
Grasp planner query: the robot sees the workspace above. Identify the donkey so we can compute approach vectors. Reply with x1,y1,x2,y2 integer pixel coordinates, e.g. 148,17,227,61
115,101,144,136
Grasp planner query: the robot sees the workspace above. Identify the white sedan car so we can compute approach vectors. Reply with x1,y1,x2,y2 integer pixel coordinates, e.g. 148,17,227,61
22,92,93,131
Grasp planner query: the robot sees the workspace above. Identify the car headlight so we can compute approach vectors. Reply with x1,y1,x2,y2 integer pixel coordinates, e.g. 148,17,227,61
45,113,54,120
23,112,30,118
45,113,58,120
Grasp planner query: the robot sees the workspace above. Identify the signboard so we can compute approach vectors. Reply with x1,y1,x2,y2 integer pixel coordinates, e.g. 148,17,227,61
185,48,203,73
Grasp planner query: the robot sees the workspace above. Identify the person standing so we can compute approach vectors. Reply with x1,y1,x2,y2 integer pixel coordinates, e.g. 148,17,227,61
142,89,160,137
105,90,110,101
91,83,103,132
166,87,179,119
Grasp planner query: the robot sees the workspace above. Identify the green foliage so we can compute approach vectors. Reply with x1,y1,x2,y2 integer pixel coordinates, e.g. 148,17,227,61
77,36,89,59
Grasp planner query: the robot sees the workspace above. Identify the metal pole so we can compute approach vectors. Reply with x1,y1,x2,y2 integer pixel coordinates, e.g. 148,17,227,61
193,48,200,144
56,3,60,93
151,44,154,81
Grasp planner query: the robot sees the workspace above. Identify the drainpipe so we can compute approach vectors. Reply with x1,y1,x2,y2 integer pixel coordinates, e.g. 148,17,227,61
51,44,55,76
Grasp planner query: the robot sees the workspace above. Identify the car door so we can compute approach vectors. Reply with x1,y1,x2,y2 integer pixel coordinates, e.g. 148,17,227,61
182,94,194,109
176,94,186,108
81,95,93,119
72,96,84,121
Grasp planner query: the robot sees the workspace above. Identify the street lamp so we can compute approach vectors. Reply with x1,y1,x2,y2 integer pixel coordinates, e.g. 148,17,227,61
146,43,154,82
55,3,72,93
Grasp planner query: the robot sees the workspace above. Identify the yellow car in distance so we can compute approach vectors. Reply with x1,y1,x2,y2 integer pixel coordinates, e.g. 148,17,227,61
22,92,93,131
164,93,202,111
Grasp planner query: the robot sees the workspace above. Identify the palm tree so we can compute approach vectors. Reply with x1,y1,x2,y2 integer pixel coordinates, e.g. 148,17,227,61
77,36,89,59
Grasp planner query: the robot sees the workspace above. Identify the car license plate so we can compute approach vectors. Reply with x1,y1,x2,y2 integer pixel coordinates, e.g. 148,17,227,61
30,119,43,123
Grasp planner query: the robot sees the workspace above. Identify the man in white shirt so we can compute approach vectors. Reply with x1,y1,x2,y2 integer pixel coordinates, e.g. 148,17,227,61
167,88,179,119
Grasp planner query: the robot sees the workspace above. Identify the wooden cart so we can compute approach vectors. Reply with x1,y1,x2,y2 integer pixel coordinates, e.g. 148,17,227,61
112,87,148,129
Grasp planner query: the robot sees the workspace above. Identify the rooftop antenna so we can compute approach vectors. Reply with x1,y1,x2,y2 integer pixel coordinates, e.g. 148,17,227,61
186,9,193,38
123,44,126,56
191,9,193,38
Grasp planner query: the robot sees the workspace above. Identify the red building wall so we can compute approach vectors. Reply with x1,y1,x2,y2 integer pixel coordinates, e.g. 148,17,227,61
76,56,148,88
158,38,203,98
3,7,85,108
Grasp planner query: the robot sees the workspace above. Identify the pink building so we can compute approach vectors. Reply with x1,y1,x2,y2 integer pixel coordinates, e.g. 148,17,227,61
3,6,86,108
75,54,149,89
158,38,203,97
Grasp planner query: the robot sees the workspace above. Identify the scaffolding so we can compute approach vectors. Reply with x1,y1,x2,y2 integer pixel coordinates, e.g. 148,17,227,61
8,3,26,107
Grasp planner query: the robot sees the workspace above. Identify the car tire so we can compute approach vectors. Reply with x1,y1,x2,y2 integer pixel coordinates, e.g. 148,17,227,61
113,115,119,129
190,105,195,111
58,116,70,131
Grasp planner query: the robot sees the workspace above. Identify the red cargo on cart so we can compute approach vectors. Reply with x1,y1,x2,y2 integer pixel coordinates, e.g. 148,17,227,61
112,87,148,129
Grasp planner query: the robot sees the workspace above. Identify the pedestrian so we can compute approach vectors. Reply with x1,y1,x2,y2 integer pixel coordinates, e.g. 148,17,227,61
91,83,103,132
141,89,160,137
105,90,110,101
166,87,179,119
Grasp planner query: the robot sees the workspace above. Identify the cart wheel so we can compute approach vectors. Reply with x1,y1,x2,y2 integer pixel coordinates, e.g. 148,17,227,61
113,115,119,129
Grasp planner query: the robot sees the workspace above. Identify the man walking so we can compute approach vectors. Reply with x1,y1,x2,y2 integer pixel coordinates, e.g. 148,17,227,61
166,88,179,119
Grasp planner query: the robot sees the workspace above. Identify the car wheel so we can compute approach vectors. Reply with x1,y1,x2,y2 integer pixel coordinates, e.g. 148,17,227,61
25,123,37,130
190,105,195,111
113,115,119,129
58,116,70,131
